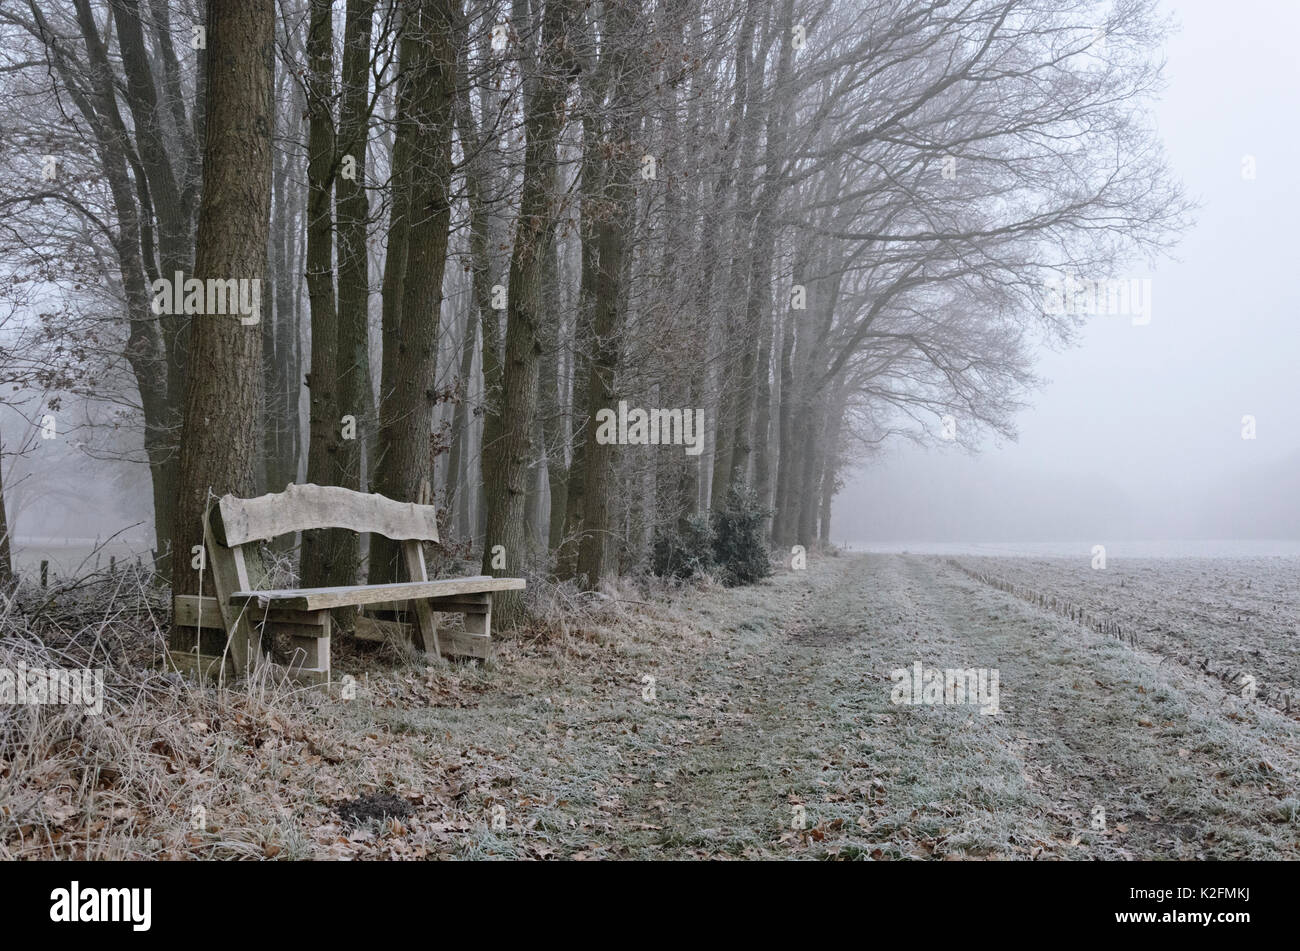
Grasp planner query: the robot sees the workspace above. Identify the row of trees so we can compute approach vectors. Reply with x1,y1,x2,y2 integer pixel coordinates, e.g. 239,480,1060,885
0,0,1185,620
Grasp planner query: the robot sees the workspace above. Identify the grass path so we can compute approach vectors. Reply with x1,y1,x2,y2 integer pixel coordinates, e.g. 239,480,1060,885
14,553,1296,859
383,553,1300,859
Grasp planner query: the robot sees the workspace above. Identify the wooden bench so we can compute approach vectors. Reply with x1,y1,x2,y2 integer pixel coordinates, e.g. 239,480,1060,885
168,483,525,684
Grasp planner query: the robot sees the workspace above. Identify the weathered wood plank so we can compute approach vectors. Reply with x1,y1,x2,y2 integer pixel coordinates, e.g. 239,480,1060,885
268,662,329,686
354,615,489,660
165,642,330,687
462,599,490,638
229,575,526,611
367,586,495,614
163,650,234,681
173,594,225,630
368,598,491,615
258,620,330,640
259,608,330,626
204,508,259,671
370,599,487,613
429,597,491,612
403,540,441,658
215,483,440,546
354,615,411,643
438,628,490,660
287,636,326,668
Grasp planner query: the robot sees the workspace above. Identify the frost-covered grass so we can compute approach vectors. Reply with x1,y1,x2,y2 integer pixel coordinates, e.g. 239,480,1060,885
954,555,1300,708
3,553,1298,859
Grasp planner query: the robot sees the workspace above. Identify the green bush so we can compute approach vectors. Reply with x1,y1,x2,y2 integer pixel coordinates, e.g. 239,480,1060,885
651,513,715,580
710,484,772,586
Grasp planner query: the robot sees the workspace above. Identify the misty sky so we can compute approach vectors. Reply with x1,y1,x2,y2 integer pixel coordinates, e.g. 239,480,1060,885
835,0,1300,544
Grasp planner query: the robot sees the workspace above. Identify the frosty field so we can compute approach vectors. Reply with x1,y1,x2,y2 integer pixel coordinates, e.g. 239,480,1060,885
5,551,1297,860
951,555,1300,713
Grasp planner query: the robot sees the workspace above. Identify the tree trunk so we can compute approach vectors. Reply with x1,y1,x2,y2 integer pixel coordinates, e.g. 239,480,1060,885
372,0,458,582
715,0,795,506
267,92,301,503
171,0,274,601
818,390,847,548
538,229,565,549
483,0,581,618
374,28,414,579
752,279,775,534
462,91,506,558
332,0,377,615
446,303,477,540
772,252,799,547
0,435,13,592
572,0,642,590
573,176,631,587
301,0,341,588
99,0,197,540
554,71,603,581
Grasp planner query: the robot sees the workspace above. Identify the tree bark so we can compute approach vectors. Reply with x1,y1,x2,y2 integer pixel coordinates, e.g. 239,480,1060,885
483,0,582,617
171,0,274,600
446,303,478,540
372,0,458,582
571,0,643,590
554,65,603,581
301,0,342,588
0,434,12,592
459,25,507,558
333,0,377,608
715,0,795,506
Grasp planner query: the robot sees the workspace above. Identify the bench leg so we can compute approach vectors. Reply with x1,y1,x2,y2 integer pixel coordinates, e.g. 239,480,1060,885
410,600,441,659
419,592,492,660
401,540,441,659
202,516,256,674
462,593,491,638
256,608,331,683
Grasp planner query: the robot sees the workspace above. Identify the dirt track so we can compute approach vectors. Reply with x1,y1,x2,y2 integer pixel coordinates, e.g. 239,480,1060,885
358,553,1300,859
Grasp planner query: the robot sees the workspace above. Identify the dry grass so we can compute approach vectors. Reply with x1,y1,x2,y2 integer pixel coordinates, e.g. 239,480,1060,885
0,570,332,858
0,562,702,860
4,553,1298,860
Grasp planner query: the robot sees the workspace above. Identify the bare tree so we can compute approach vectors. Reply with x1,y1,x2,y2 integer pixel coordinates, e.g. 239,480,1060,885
171,0,275,598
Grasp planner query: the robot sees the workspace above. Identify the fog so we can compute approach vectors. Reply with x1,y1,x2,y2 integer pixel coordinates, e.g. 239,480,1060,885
835,0,1300,547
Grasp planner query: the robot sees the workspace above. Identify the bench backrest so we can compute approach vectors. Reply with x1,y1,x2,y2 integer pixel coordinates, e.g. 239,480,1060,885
211,483,440,547
199,484,441,667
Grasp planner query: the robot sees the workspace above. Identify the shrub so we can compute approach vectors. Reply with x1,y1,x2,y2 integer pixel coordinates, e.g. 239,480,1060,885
651,513,715,581
710,484,772,586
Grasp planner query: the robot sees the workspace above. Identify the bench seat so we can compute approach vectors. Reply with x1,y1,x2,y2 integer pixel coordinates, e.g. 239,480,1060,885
230,575,526,611
168,484,527,684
